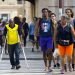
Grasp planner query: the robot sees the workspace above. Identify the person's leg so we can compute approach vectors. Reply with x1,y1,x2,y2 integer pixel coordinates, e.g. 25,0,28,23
53,55,60,69
35,36,39,51
47,49,53,71
24,36,26,47
24,33,28,47
29,35,35,52
0,39,2,53
8,45,15,69
30,35,35,52
58,45,65,74
72,49,74,70
61,56,66,73
5,40,8,54
14,43,21,69
43,51,48,71
1,37,3,52
46,37,53,71
40,37,48,71
73,49,75,71
56,56,60,68
53,49,57,68
52,42,56,68
72,44,75,71
53,57,56,68
66,44,73,71
31,41,35,52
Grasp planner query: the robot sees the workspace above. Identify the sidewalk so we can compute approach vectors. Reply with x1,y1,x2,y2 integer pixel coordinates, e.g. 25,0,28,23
0,60,75,75
0,41,75,75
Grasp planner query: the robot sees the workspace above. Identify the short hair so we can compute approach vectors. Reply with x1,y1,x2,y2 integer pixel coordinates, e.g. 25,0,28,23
14,16,21,25
9,19,13,23
50,13,56,17
61,15,67,20
42,8,49,13
48,10,52,13
22,17,26,22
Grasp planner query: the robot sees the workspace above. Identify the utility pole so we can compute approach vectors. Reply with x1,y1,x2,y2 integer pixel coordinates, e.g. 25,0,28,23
59,0,64,19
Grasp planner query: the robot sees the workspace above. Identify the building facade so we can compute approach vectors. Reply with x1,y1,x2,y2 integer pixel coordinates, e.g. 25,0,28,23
0,0,75,23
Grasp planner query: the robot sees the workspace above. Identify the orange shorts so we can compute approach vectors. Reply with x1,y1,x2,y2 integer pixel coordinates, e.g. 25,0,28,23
58,44,73,57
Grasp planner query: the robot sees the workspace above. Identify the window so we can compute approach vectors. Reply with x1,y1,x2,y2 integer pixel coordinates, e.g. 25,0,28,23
17,0,22,4
1,14,8,22
2,0,5,2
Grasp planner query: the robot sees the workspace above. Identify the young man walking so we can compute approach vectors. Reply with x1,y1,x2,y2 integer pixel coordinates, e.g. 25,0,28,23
35,8,54,72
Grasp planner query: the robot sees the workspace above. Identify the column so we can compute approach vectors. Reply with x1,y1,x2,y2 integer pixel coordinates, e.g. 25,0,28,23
59,0,64,19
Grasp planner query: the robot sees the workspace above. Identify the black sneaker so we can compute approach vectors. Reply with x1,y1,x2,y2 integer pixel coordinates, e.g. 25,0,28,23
11,66,15,69
57,63,60,68
54,65,56,68
72,64,75,71
16,65,21,70
32,48,34,52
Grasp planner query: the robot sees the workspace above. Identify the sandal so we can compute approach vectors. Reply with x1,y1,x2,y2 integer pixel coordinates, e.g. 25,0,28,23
60,69,64,74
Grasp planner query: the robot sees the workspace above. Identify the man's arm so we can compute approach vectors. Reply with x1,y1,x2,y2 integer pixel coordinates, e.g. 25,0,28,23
34,19,40,41
53,25,58,47
70,25,75,36
34,19,40,37
18,26,22,43
27,23,29,32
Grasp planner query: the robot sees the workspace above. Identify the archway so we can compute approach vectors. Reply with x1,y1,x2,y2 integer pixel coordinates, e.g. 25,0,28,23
25,0,35,22
26,0,35,5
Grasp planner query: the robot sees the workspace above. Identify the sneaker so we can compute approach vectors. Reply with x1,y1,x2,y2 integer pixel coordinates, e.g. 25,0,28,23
57,63,60,68
32,48,34,52
11,66,15,69
54,65,56,68
72,64,75,71
16,65,21,70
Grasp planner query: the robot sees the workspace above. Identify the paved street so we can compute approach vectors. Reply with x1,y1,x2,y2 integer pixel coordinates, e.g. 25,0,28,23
0,60,75,75
0,41,75,75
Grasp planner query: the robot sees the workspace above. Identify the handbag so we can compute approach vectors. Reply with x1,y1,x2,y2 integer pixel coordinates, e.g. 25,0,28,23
58,40,70,46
